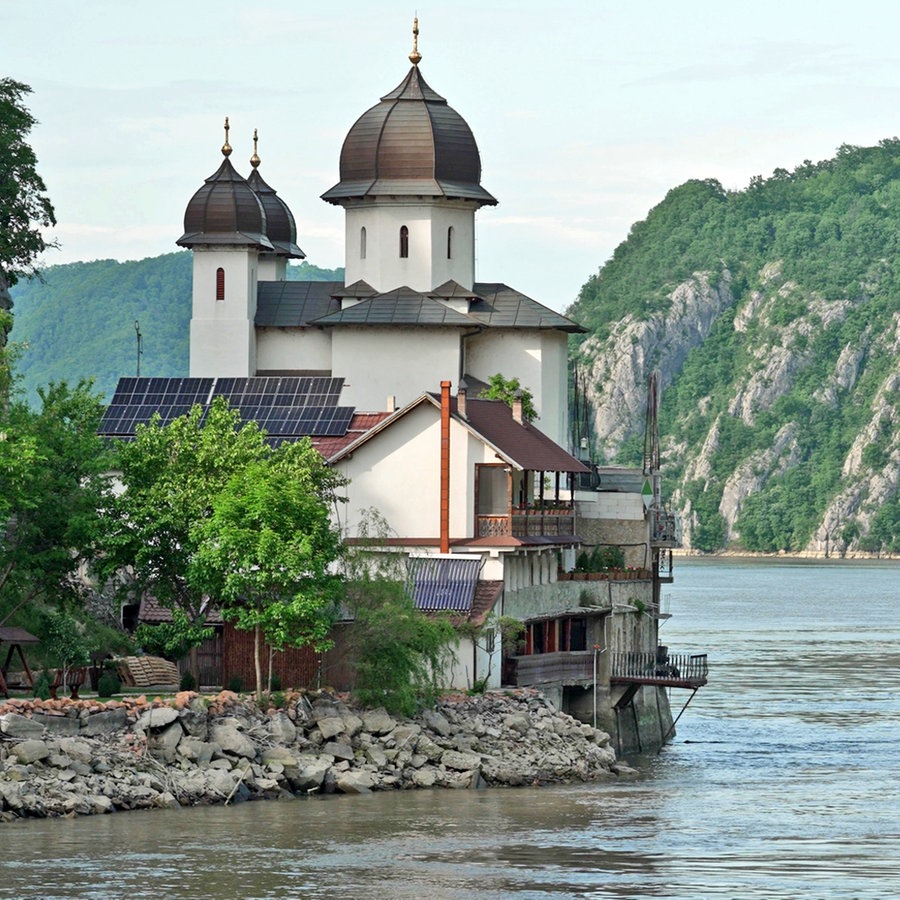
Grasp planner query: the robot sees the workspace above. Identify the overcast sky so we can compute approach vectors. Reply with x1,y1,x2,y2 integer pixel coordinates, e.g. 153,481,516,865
5,1,900,312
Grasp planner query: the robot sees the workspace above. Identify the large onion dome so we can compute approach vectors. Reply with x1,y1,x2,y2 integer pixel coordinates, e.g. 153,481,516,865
177,118,273,250
247,130,305,259
321,61,496,207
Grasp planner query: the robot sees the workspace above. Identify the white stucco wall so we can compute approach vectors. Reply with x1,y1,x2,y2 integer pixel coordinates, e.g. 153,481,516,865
465,329,569,446
255,327,333,374
331,327,461,413
343,200,476,292
189,247,258,377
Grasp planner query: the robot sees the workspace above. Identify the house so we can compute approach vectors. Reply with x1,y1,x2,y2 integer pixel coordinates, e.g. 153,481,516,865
99,21,704,753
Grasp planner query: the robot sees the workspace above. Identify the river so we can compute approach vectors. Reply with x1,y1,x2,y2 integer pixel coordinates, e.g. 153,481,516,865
1,558,899,899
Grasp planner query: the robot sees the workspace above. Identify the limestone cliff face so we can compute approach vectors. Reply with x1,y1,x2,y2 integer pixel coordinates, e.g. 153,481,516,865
579,271,734,461
578,263,900,555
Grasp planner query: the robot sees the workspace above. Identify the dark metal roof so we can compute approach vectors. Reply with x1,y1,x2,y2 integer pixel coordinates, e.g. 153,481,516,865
322,66,497,207
247,167,305,259
255,280,583,332
177,157,273,250
469,283,586,333
407,556,481,612
311,287,477,326
256,281,342,327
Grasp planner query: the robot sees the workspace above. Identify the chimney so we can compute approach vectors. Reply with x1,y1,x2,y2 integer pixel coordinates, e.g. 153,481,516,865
457,377,468,419
440,380,451,554
386,395,396,413
512,389,524,425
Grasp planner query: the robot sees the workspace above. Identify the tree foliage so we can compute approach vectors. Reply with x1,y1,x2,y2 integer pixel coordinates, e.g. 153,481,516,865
0,78,55,292
0,375,111,628
190,445,346,699
479,372,538,422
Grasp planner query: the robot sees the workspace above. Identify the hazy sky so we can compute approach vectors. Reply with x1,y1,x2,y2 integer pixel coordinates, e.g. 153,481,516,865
5,1,900,311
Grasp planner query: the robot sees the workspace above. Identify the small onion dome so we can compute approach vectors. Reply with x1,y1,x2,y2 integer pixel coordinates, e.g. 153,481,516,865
321,66,497,207
247,148,305,259
177,152,273,251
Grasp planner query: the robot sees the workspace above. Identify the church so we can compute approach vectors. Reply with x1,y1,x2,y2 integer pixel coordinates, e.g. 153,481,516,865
99,22,692,752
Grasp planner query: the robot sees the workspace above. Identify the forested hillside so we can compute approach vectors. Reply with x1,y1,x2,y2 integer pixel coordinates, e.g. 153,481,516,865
569,139,900,557
8,253,343,403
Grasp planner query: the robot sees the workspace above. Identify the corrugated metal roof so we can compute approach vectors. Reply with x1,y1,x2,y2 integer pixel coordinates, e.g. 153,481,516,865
311,289,477,326
407,556,481,612
469,283,586,333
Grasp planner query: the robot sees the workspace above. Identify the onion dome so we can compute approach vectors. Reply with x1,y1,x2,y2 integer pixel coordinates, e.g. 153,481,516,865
177,117,274,250
321,22,496,207
247,130,305,259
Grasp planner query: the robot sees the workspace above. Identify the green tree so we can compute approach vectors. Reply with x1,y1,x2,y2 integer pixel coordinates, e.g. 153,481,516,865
479,373,538,422
0,379,111,629
97,399,273,681
0,78,56,350
190,445,346,700
42,609,91,694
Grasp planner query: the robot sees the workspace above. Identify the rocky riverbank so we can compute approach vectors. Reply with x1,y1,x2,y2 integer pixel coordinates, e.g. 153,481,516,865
0,688,627,820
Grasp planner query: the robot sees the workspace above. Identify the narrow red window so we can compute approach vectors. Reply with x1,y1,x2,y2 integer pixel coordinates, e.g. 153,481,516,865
399,225,409,258
215,267,225,301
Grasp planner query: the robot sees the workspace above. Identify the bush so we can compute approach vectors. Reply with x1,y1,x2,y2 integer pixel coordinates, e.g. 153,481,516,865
179,671,196,692
33,672,51,700
226,674,243,693
269,673,282,692
97,671,120,698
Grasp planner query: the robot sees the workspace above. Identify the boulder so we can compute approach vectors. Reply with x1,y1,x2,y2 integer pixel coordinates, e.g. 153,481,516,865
336,770,374,794
267,712,297,744
147,721,184,762
177,738,218,766
317,716,345,740
11,739,50,764
81,708,128,736
421,709,452,736
0,714,44,739
362,708,397,735
209,722,257,759
136,706,180,731
322,741,354,761
440,749,481,771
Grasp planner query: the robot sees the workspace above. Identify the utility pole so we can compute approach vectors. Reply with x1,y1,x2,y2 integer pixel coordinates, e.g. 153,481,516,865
134,320,143,377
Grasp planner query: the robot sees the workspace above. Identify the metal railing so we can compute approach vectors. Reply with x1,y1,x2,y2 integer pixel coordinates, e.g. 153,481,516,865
611,650,708,686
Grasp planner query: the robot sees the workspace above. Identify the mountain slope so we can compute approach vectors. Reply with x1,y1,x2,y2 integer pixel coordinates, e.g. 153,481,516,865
570,140,900,556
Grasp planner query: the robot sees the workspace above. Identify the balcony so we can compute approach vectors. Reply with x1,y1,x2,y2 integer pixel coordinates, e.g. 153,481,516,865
511,650,595,686
610,650,708,689
477,506,575,539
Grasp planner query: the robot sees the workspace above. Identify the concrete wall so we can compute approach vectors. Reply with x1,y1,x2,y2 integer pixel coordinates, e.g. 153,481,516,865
255,327,333,375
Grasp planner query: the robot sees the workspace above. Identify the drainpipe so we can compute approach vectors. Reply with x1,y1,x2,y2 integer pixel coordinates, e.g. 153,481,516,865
440,380,451,554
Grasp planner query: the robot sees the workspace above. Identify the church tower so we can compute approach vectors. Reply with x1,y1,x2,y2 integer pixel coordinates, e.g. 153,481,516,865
178,120,302,377
321,19,497,293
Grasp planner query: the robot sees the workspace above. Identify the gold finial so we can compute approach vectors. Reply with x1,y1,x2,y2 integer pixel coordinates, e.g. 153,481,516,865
250,128,260,169
221,116,232,157
409,15,422,65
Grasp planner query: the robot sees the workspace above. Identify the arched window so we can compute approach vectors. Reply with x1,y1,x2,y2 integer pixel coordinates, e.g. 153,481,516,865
215,267,225,301
447,226,454,259
360,226,367,259
399,225,409,259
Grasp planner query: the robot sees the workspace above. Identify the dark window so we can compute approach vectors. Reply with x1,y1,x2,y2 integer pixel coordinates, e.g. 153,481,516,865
569,618,587,652
447,225,454,259
215,267,225,301
400,225,409,258
360,226,367,259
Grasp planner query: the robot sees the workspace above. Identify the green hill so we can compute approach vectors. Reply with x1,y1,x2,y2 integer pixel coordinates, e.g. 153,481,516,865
8,254,343,404
569,139,900,556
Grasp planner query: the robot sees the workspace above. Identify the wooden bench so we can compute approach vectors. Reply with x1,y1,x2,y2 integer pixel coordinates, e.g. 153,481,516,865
49,666,87,700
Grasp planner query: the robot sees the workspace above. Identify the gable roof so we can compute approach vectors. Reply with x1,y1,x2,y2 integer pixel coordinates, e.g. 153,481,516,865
253,280,584,333
328,391,589,474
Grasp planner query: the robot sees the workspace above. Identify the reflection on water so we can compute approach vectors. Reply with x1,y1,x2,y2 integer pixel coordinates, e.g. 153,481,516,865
1,559,899,899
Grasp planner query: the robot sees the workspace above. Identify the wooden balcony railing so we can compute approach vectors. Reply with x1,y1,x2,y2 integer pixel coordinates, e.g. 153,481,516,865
512,650,595,686
477,507,576,539
610,650,708,688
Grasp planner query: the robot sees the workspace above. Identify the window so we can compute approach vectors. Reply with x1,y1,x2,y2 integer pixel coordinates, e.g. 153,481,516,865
215,267,225,301
360,226,367,259
447,226,454,259
399,225,409,258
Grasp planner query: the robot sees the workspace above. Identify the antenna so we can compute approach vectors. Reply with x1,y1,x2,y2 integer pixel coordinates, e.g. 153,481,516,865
134,320,143,377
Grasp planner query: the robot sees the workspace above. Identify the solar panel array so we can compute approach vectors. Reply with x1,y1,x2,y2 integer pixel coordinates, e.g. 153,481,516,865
99,376,354,441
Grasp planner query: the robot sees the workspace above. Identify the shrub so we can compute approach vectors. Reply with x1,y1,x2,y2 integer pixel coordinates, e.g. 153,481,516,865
179,671,196,692
97,671,120,698
227,674,243,693
33,672,51,700
269,673,282,692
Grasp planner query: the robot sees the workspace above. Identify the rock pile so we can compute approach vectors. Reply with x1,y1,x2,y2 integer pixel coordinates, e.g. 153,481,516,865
0,688,625,819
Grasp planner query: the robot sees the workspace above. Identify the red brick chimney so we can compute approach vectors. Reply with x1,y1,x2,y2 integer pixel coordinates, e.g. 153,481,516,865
440,380,451,554
512,389,524,425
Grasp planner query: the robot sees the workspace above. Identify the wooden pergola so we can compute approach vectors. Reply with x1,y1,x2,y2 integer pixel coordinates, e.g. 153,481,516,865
0,626,38,697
